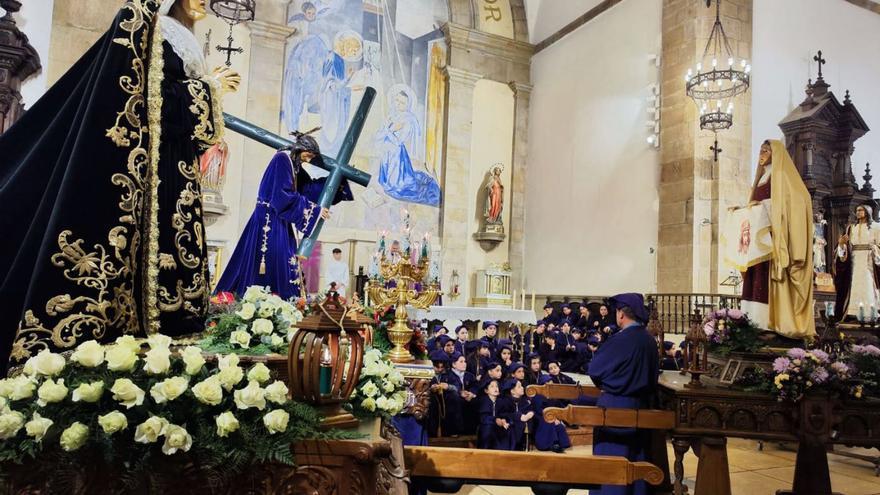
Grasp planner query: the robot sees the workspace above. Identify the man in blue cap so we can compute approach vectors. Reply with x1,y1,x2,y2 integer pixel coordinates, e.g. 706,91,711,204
480,320,500,355
588,292,659,495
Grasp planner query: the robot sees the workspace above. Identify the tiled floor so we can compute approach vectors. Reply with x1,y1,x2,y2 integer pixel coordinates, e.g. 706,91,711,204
430,438,880,495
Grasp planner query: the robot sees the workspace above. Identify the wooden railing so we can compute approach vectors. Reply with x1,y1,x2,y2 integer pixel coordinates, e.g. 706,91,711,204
540,293,741,335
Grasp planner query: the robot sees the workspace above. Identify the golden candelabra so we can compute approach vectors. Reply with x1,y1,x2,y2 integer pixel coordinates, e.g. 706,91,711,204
367,252,442,363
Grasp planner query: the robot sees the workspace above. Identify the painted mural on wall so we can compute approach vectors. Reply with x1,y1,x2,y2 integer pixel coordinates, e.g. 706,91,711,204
282,0,447,235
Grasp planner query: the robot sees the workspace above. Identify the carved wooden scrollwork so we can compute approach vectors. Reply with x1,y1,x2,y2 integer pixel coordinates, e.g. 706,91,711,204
406,377,432,420
292,466,338,495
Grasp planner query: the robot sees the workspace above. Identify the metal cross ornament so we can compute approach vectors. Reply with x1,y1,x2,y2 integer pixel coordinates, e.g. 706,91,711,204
710,136,723,162
216,24,243,67
813,50,826,79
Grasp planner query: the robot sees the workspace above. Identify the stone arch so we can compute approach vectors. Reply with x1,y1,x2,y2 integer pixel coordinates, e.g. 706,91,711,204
448,0,530,42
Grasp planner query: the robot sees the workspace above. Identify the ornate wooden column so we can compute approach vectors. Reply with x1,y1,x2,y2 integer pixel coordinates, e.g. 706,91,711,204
0,0,40,133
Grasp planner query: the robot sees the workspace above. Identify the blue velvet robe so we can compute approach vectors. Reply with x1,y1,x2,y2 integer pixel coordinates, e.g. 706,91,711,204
588,323,659,495
214,151,351,300
441,369,478,436
532,381,571,451
477,395,512,450
500,395,535,451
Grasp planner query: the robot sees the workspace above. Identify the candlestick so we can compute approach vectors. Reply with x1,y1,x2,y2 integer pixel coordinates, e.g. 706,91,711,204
521,290,525,309
872,304,876,323
512,290,517,309
859,302,865,323
531,292,536,312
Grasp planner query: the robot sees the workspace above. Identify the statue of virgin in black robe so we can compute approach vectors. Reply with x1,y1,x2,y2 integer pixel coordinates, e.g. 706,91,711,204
0,0,228,367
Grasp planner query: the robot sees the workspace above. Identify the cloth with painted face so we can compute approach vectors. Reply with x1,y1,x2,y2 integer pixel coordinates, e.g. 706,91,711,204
0,0,228,368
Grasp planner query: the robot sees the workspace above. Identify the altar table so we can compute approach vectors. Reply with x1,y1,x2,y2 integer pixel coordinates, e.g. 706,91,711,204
407,305,536,325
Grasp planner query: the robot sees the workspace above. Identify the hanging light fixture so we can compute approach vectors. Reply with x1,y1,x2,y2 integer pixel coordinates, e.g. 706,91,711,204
684,0,750,132
210,0,256,66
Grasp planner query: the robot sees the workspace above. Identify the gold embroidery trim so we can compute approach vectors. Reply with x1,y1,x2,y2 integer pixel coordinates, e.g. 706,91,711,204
145,12,165,334
187,78,225,146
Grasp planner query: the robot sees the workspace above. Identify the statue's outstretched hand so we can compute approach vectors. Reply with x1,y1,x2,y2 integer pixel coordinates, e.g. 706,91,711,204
320,208,331,220
839,234,849,247
211,66,241,94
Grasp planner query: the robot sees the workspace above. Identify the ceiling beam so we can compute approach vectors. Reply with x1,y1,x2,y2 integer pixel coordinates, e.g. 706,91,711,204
842,0,880,14
533,0,624,55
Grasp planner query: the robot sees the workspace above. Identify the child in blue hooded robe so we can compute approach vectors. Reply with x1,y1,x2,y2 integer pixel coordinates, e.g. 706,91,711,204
441,352,478,436
476,379,512,450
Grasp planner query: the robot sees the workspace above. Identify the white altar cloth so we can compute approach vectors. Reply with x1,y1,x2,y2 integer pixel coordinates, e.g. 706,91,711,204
407,305,536,325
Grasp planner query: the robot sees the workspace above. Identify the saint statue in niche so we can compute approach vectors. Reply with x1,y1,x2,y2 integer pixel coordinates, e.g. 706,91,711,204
473,164,506,251
485,164,505,225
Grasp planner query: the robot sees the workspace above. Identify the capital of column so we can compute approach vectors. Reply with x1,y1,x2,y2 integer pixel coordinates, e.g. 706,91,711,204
508,81,533,98
248,20,296,44
444,66,482,87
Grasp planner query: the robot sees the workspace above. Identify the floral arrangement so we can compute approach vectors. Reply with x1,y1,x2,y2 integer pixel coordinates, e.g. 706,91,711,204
702,308,763,355
363,305,427,361
737,344,880,402
203,286,305,355
348,349,407,420
0,336,352,490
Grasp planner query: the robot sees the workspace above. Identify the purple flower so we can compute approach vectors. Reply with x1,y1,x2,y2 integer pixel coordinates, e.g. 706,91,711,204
810,367,829,385
727,309,744,320
809,349,829,363
772,357,791,373
852,344,880,357
830,362,849,376
787,348,807,360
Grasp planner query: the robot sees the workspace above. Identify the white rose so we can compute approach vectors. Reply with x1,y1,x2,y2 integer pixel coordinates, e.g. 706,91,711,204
24,349,66,377
236,302,257,320
360,397,376,412
143,346,172,375
250,318,274,336
0,411,25,439
218,354,240,369
162,424,192,455
388,370,405,386
7,375,36,401
134,416,168,443
36,378,68,406
361,381,379,398
363,361,384,377
242,286,267,303
105,344,138,372
192,377,224,405
110,378,145,409
70,341,105,368
181,346,206,375
382,379,395,393
60,422,88,451
0,397,8,414
115,335,142,353
364,349,382,365
217,365,244,391
229,330,251,349
262,409,289,434
215,411,240,437
25,412,53,441
71,380,104,403
264,381,289,405
150,376,189,404
147,334,173,349
247,363,271,384
375,396,392,411
0,379,12,399
257,304,275,318
269,334,284,347
233,380,266,411
98,411,128,434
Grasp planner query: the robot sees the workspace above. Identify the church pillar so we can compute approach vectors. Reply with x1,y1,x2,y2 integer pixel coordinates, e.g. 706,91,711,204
508,81,532,291
657,0,753,293
237,13,295,228
0,0,40,133
441,65,482,302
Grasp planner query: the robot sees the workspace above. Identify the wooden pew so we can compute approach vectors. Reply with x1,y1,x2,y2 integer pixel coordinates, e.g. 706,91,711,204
543,404,676,430
404,446,664,493
526,382,601,400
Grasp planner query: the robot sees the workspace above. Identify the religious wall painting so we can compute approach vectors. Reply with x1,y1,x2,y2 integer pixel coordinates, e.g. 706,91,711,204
282,0,447,238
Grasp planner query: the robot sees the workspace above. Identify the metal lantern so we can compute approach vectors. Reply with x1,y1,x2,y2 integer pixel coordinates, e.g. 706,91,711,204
288,292,365,428
682,309,709,389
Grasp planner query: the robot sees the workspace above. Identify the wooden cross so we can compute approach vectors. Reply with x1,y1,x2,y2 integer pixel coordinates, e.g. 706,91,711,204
813,50,826,79
216,24,243,67
710,136,723,162
222,87,376,258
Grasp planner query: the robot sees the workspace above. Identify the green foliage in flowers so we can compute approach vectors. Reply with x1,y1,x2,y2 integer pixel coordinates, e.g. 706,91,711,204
702,308,764,356
0,336,357,492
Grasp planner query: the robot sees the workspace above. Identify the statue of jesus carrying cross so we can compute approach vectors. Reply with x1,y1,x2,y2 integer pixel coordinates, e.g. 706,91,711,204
214,88,376,300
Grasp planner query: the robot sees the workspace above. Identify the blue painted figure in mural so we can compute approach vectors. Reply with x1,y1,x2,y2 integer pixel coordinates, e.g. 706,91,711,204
376,84,441,207
282,35,329,133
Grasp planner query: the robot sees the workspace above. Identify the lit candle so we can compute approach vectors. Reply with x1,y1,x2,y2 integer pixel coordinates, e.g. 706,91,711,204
531,292,536,312
512,290,517,309
319,346,332,395
521,290,526,309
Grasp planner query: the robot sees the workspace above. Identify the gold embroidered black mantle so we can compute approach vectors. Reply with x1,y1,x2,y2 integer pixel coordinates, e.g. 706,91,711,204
0,1,224,368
